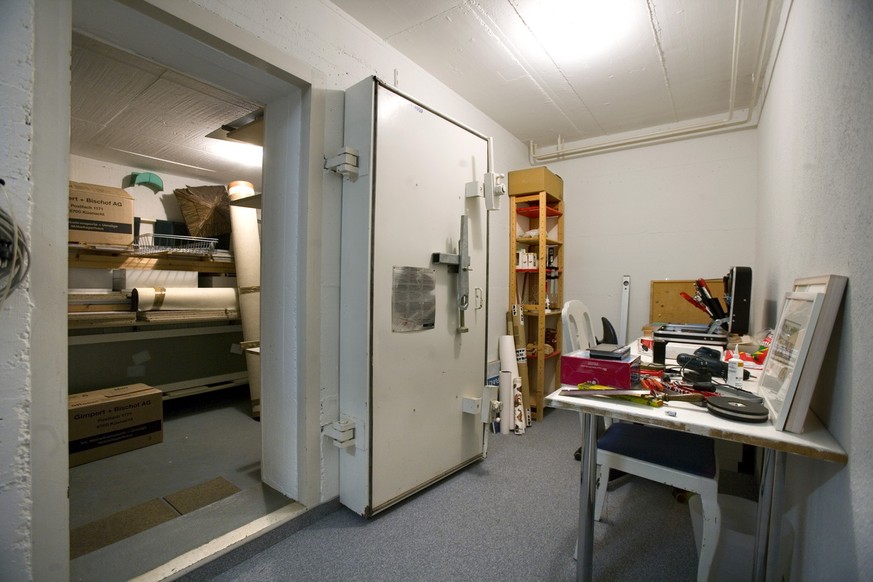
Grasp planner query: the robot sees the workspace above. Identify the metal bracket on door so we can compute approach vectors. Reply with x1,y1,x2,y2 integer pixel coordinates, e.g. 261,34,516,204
432,215,471,333
324,146,360,181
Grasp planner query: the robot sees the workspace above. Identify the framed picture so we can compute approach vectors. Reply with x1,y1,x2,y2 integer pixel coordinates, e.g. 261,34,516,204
759,291,825,431
781,275,848,432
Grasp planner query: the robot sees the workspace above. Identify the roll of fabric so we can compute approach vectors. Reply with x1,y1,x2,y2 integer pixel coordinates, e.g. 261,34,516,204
499,334,520,378
228,182,262,417
499,370,513,435
132,287,239,311
499,335,520,433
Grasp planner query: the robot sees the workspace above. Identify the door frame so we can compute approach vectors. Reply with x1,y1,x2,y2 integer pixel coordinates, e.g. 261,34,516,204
33,0,329,576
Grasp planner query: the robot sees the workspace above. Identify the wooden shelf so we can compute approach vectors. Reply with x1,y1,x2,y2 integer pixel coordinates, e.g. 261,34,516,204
515,237,562,247
526,350,561,360
68,243,244,400
69,244,235,274
508,184,564,422
516,205,562,218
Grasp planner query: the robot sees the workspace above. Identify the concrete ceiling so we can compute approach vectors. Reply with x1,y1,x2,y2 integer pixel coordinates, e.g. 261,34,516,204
70,0,783,185
70,32,266,188
333,0,782,159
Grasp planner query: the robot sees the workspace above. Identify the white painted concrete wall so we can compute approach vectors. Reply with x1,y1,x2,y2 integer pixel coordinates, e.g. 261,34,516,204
547,130,758,339
1,1,72,580
755,1,873,578
0,4,38,579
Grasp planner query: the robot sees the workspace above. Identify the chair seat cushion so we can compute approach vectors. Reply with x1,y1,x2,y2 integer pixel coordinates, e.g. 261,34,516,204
597,422,717,478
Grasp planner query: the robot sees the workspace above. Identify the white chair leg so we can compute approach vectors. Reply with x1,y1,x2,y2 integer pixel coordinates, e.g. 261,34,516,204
594,463,608,521
696,490,722,582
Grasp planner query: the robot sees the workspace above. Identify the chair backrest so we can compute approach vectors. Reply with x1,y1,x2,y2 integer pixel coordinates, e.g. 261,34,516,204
562,300,597,352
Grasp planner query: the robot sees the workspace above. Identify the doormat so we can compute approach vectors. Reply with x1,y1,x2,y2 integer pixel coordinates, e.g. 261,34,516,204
163,476,241,515
70,477,241,559
70,498,178,559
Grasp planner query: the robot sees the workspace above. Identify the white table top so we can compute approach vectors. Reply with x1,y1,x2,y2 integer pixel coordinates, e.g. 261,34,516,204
547,385,847,464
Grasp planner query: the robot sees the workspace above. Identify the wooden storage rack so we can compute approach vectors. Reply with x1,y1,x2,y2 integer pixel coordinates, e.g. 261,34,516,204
68,244,247,398
509,187,564,421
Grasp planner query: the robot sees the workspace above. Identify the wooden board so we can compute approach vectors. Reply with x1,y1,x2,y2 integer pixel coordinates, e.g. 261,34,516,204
69,246,235,274
649,278,725,324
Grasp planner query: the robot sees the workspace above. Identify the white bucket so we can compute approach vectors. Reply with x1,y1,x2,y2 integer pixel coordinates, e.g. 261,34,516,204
689,494,793,581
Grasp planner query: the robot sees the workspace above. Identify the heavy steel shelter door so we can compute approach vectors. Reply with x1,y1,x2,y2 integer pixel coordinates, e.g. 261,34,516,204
338,78,490,516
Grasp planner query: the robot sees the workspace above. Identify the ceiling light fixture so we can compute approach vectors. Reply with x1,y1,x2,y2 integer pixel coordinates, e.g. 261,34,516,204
209,139,263,169
521,0,635,62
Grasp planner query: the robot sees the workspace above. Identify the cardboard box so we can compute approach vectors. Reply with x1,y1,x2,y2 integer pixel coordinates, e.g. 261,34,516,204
69,384,163,467
69,181,135,246
508,167,563,199
561,350,641,389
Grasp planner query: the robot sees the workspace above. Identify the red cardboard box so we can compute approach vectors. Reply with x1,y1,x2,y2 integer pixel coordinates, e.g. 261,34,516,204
561,350,641,389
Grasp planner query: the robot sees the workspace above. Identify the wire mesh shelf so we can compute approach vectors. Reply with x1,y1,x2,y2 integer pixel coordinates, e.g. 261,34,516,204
134,233,218,256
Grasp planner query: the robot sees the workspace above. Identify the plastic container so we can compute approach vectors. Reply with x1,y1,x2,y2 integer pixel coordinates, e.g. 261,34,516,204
689,494,793,581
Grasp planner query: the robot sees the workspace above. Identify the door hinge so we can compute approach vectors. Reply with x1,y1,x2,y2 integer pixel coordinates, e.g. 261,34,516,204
324,418,356,449
324,146,360,181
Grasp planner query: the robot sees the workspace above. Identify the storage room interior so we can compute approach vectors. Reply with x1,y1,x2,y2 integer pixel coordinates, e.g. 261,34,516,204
66,28,291,574
3,1,871,581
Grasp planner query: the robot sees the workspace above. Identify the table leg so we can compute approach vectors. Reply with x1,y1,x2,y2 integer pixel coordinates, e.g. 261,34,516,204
753,449,773,581
753,449,787,581
576,411,597,582
766,451,787,581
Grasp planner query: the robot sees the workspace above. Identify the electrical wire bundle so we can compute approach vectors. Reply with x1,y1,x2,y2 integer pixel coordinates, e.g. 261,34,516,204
1,178,31,310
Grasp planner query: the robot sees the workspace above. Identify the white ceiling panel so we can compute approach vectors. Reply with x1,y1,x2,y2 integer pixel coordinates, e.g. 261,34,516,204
71,31,265,187
341,0,460,38
333,0,782,156
69,0,781,181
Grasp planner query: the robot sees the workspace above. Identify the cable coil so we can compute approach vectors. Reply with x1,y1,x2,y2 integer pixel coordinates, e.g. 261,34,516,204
0,178,31,310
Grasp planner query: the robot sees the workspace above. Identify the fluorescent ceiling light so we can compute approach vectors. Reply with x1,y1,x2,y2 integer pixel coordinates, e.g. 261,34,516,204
208,139,263,169
521,0,634,62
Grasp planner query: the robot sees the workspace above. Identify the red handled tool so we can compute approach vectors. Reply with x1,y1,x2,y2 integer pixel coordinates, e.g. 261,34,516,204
680,291,712,317
695,279,726,319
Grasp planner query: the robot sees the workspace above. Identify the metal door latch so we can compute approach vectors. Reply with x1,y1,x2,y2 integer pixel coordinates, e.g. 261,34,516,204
432,215,471,333
465,172,506,211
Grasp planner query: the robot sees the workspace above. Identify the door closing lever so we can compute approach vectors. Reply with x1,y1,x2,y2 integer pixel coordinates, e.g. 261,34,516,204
432,215,471,333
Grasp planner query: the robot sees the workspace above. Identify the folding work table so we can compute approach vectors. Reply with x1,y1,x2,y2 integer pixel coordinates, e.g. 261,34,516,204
547,382,847,582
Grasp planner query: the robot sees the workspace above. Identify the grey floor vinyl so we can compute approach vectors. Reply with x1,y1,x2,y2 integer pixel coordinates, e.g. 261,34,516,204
71,389,755,582
193,408,731,582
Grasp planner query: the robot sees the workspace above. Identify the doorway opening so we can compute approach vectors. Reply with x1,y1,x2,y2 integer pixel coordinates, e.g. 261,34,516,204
67,1,309,578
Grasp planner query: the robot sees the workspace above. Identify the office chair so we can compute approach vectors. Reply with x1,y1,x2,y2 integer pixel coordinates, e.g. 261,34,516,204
562,300,722,580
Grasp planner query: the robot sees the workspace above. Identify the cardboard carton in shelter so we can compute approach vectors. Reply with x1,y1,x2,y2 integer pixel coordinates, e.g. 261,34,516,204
69,383,163,467
69,181,135,246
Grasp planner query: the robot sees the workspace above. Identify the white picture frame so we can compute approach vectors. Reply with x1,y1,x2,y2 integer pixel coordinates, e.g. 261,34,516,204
781,275,848,432
759,291,825,431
